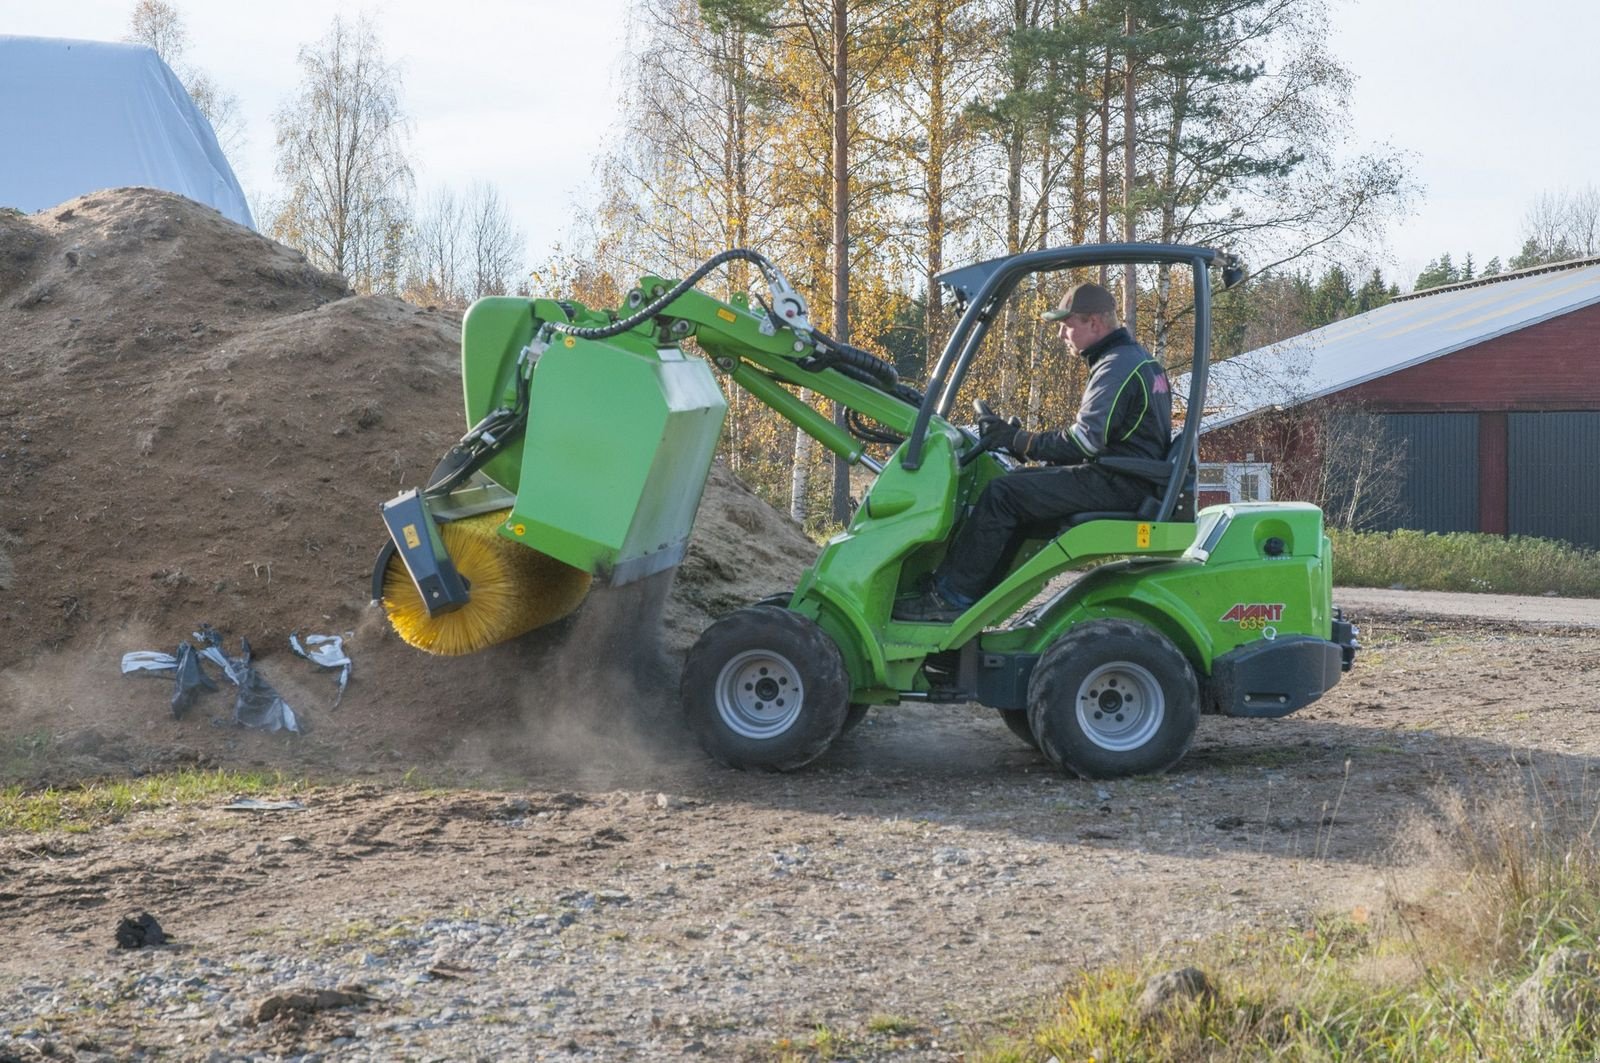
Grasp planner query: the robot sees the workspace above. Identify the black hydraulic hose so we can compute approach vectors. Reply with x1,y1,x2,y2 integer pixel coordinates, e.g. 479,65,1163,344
829,360,896,394
808,336,925,408
546,248,776,340
422,343,534,496
544,246,929,444
812,332,900,389
846,409,907,446
824,361,926,447
892,381,926,407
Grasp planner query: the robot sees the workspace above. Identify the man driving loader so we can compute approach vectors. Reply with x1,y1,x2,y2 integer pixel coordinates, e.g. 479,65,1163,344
895,281,1173,622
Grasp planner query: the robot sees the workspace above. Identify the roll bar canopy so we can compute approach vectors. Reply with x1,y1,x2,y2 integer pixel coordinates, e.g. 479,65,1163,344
904,243,1239,524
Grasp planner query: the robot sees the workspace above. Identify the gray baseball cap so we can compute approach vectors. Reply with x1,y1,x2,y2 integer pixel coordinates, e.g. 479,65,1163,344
1041,282,1117,321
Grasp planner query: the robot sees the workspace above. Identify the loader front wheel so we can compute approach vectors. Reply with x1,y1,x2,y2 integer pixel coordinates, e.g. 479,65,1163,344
683,607,850,771
996,709,1039,750
1028,619,1198,779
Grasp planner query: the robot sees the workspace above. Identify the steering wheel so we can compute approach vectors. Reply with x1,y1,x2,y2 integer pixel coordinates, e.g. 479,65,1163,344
959,398,1000,468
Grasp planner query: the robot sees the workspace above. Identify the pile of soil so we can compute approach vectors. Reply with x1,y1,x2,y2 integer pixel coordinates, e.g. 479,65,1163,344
0,188,816,779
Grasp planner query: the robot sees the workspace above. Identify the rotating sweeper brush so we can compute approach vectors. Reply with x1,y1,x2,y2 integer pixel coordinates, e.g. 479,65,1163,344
376,506,592,656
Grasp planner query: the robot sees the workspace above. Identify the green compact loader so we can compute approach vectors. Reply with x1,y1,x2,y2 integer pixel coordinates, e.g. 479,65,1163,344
375,244,1358,779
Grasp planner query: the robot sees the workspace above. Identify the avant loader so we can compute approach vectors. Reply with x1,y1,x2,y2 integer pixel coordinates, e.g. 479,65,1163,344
373,244,1358,779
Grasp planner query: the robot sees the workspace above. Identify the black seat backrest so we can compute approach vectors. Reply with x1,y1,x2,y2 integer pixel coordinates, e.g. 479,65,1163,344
1061,436,1197,529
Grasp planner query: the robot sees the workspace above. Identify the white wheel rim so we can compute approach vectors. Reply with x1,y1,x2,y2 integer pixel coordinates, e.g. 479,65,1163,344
1074,661,1164,752
715,649,805,739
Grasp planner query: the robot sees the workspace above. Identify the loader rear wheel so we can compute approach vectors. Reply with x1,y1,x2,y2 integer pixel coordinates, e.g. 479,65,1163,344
1028,618,1198,779
682,606,850,771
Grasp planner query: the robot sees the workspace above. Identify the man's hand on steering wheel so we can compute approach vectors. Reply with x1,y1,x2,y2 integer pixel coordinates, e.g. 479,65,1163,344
955,399,1022,467
973,399,1021,455
978,413,1020,452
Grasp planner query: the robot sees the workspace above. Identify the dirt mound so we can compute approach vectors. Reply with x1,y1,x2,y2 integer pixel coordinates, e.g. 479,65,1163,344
0,188,815,780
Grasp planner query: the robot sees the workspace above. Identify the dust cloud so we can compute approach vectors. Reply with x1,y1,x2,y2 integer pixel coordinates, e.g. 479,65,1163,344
502,571,700,786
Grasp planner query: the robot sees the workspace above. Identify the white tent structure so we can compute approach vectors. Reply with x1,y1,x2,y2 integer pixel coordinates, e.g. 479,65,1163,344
0,35,253,230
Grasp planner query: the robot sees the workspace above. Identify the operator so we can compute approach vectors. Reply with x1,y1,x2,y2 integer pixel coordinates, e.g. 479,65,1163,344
895,281,1173,622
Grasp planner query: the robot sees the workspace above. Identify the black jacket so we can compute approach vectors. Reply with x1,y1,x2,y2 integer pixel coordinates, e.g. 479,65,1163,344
1011,327,1172,465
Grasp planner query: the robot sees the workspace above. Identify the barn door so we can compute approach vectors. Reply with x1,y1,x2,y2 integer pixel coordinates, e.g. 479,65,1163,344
1370,413,1478,533
1508,413,1600,549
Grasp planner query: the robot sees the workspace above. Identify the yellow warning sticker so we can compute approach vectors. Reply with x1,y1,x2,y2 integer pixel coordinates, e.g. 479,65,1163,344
716,308,737,323
402,523,421,549
1137,523,1151,548
564,335,576,348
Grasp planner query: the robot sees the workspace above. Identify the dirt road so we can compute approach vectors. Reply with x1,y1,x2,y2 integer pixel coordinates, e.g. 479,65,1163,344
2,591,1598,1061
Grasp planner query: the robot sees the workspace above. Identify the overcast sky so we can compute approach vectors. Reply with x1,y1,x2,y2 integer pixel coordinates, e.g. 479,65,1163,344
4,0,1597,287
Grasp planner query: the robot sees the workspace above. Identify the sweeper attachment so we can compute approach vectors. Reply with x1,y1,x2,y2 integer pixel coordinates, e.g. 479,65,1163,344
376,244,1358,778
373,250,803,654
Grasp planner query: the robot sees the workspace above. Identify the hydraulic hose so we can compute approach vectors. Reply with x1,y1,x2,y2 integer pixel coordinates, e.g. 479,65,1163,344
543,246,924,447
546,248,780,341
811,332,900,389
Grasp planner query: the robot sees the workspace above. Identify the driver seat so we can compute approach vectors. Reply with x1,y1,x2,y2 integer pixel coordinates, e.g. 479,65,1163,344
1061,436,1197,529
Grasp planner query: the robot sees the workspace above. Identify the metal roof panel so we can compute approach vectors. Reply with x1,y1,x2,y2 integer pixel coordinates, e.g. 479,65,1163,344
1196,259,1600,429
1189,260,1600,430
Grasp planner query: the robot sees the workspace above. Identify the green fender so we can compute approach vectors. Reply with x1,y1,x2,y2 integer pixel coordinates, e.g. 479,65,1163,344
1018,558,1217,672
790,587,890,701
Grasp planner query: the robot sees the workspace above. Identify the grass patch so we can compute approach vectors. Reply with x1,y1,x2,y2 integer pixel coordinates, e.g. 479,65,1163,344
978,767,1600,1062
866,1014,919,1035
0,768,302,833
1331,528,1600,597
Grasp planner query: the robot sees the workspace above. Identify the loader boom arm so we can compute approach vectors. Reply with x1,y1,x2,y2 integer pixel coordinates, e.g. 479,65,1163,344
634,282,927,467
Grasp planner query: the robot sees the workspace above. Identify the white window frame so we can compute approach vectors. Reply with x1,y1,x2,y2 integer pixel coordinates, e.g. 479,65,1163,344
1198,462,1272,503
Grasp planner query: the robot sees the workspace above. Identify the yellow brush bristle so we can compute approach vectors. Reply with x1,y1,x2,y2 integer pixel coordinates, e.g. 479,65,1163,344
381,509,592,655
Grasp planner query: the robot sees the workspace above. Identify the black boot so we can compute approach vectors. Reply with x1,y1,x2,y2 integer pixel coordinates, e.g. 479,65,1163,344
892,584,968,623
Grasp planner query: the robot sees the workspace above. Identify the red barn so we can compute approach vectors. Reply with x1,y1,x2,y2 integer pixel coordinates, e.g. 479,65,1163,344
1191,257,1600,549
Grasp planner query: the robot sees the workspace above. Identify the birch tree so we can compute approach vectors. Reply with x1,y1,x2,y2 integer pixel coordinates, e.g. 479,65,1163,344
1514,184,1600,264
403,182,524,307
270,16,413,295
125,0,245,157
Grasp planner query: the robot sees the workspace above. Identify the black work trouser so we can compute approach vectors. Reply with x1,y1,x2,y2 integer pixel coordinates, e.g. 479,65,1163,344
937,463,1149,601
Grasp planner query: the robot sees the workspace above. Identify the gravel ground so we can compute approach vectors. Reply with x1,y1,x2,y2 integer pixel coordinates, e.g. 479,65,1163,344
3,596,1598,1061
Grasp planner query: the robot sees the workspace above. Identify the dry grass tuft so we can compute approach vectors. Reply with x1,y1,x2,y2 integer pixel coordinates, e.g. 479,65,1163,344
977,760,1600,1062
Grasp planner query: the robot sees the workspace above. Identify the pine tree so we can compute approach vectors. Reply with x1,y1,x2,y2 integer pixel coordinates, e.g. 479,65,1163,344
1305,265,1355,328
1413,253,1459,292
1354,268,1393,313
1508,237,1572,271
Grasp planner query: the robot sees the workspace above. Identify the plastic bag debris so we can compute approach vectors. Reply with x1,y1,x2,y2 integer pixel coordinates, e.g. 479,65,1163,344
290,632,351,707
121,625,301,734
171,641,218,715
119,642,219,718
121,651,179,673
221,798,307,812
194,625,301,734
